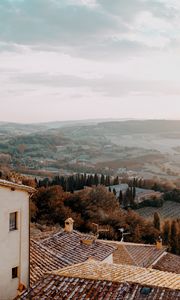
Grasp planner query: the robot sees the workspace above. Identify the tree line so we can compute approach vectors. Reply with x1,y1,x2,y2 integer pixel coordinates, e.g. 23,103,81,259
37,173,120,192
153,212,180,255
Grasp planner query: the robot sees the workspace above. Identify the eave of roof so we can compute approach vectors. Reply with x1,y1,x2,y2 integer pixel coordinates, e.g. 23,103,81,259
19,274,180,300
0,179,35,193
53,259,180,290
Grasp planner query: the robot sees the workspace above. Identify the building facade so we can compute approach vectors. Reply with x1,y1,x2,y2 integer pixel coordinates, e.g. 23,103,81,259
0,180,33,300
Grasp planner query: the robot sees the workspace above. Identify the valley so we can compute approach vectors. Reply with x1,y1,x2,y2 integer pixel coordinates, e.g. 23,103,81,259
0,120,180,182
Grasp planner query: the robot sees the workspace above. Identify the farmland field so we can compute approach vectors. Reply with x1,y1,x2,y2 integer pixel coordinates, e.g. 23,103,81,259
136,201,180,220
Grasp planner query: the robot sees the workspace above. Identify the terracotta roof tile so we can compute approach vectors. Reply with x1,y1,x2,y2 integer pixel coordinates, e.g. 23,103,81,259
153,253,180,274
40,230,115,264
124,243,166,267
30,230,115,284
110,243,137,266
54,259,180,290
30,240,69,285
19,274,180,300
101,240,166,267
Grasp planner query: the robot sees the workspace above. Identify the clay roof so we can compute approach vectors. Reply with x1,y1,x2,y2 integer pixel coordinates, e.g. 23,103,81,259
30,240,70,285
54,259,180,290
112,243,137,265
153,253,180,274
101,240,166,267
30,230,115,284
19,274,180,300
124,243,166,267
40,230,115,263
0,179,35,193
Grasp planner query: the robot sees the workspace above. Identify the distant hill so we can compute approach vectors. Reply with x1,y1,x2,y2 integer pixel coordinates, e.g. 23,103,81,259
0,119,180,179
98,120,180,135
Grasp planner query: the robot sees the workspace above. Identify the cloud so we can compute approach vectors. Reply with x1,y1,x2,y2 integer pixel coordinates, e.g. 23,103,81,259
0,0,180,122
1,0,179,60
0,0,117,44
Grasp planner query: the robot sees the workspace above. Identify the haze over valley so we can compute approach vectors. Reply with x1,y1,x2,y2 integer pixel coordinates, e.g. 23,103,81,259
0,119,180,181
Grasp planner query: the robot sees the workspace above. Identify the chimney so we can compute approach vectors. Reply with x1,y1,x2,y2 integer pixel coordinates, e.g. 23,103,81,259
64,218,74,233
156,236,162,250
80,237,96,246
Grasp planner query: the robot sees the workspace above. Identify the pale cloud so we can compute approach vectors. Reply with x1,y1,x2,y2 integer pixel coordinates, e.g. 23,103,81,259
69,0,98,8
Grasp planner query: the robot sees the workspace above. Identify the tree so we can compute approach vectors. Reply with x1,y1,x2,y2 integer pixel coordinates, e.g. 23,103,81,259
94,173,99,186
134,224,141,243
113,188,117,196
113,176,119,185
100,174,105,185
170,220,179,254
162,220,170,246
133,186,136,200
118,190,123,205
105,175,110,186
153,212,160,231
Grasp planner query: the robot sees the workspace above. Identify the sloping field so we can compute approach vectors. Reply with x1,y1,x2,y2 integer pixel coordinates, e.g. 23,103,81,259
136,201,180,220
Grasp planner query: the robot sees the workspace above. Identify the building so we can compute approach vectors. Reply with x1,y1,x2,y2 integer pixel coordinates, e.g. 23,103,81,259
0,179,34,300
100,240,167,267
30,218,115,284
19,259,180,299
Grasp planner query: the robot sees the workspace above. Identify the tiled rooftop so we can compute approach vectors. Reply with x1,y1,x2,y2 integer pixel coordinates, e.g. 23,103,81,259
54,259,180,290
19,274,180,300
40,230,115,264
30,230,115,284
124,243,166,267
101,240,166,267
30,240,69,284
153,253,180,274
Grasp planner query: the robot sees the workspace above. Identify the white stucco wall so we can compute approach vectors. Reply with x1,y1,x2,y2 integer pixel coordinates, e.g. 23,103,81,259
0,186,29,300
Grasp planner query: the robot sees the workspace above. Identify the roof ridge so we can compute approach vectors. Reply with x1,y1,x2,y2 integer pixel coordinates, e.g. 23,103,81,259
151,251,168,267
98,239,164,247
123,244,138,266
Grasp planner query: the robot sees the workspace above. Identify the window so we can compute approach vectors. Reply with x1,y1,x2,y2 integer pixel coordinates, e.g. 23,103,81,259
9,212,17,231
140,287,152,295
12,267,18,279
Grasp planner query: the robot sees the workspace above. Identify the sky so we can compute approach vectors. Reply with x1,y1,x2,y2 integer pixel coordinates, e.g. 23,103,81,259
1,0,180,123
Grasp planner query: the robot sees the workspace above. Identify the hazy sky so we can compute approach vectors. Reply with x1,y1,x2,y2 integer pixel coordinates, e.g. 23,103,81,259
1,0,180,123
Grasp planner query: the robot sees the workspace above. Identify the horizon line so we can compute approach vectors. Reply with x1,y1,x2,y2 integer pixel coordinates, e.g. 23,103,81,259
0,117,180,125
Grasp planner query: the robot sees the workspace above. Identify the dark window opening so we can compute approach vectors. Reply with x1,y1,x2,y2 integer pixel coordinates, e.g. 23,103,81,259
12,267,18,279
9,212,17,231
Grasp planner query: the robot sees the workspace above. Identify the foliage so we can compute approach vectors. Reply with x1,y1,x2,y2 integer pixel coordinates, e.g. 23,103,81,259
31,185,160,244
153,212,161,231
39,173,112,191
164,189,180,203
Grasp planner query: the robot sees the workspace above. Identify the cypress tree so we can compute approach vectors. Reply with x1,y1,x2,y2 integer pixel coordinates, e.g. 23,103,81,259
118,190,123,205
162,220,170,246
153,212,161,231
170,220,179,254
113,188,117,196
